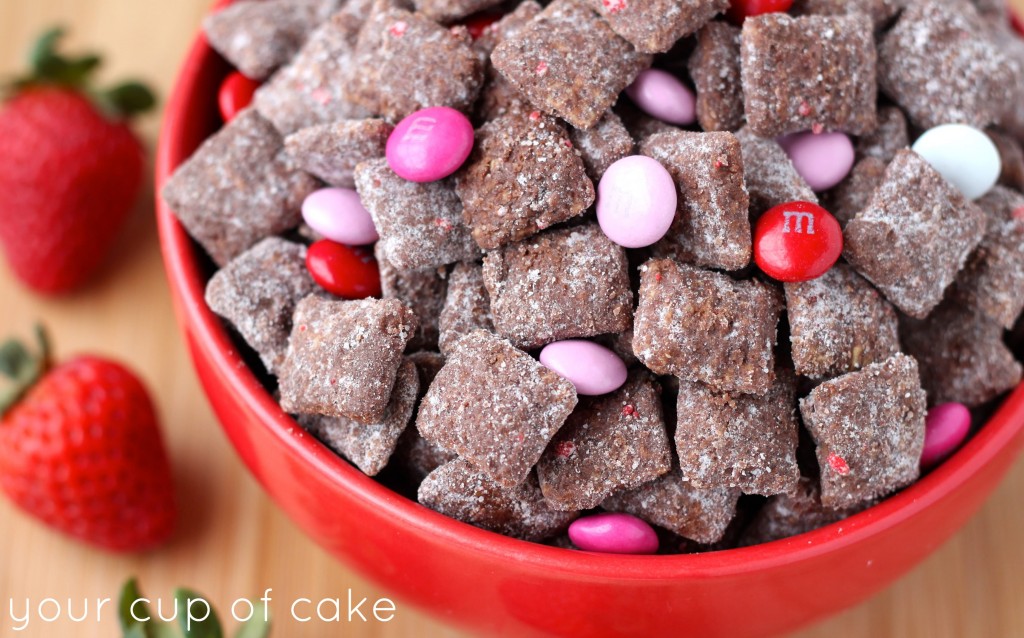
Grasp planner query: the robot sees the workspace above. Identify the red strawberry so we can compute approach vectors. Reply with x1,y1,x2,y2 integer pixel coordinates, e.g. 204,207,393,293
0,28,154,294
0,327,176,552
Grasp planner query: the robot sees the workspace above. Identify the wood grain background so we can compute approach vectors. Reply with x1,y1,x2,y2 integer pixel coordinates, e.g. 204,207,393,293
2,1,1024,636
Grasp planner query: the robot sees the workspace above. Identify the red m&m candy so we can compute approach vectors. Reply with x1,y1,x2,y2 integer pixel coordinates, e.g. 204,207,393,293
753,201,842,282
306,240,382,299
218,71,261,123
727,0,794,24
462,11,502,39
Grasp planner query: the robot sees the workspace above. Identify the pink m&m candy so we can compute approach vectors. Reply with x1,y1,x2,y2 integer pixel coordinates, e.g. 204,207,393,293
624,69,697,126
777,131,855,192
386,106,474,182
921,402,971,470
568,513,659,555
596,156,677,248
302,188,379,245
539,340,627,395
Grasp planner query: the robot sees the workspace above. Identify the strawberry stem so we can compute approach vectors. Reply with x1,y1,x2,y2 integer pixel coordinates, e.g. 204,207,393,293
0,324,50,418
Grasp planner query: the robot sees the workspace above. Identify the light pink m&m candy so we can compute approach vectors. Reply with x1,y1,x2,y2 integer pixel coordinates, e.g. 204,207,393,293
568,513,659,555
302,188,379,245
539,340,627,396
921,402,971,470
624,68,697,126
777,131,855,192
596,156,677,248
386,106,474,182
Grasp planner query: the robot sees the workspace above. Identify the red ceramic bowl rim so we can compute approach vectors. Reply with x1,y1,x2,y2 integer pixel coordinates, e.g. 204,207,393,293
156,3,1024,581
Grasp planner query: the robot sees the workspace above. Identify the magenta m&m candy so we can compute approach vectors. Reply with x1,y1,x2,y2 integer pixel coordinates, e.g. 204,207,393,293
306,240,382,299
624,69,697,126
596,155,677,248
568,513,660,555
777,131,855,192
753,201,843,282
539,340,628,396
920,403,971,470
302,188,379,245
386,106,474,182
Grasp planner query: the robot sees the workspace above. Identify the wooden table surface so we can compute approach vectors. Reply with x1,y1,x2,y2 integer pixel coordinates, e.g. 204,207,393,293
2,2,1024,636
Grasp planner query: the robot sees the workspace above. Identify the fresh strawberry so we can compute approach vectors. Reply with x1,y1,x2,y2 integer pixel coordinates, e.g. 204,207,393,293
0,327,176,552
0,28,155,294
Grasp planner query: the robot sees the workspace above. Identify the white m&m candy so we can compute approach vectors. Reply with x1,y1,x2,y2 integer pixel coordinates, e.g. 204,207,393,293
911,124,1000,200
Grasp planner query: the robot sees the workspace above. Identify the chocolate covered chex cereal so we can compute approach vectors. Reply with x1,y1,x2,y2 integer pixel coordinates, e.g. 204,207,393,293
457,112,594,250
785,263,900,378
376,247,448,351
297,358,419,476
475,74,532,123
253,12,373,135
689,21,744,133
901,301,1023,407
417,330,577,487
205,238,317,375
418,460,578,541
163,109,319,267
586,0,728,53
344,8,484,122
735,127,816,219
437,261,494,355
739,477,869,546
537,372,672,511
568,112,635,182
473,2,542,122
799,353,927,510
482,224,633,349
601,470,741,544
474,1,542,56
824,157,887,227
392,424,458,485
491,0,652,129
952,187,1024,328
284,119,391,188
633,259,782,395
414,0,503,22
640,131,751,270
203,0,338,80
279,296,418,422
877,0,1016,130
790,0,899,30
855,106,909,164
988,128,1024,193
675,371,800,496
407,350,446,389
844,150,988,318
616,102,680,143
355,158,480,270
740,13,877,138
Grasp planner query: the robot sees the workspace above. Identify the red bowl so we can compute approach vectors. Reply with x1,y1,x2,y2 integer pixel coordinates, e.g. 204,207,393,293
156,6,1024,637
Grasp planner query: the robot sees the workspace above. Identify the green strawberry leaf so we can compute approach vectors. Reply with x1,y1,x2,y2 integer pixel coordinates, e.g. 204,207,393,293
0,324,50,418
174,589,223,638
98,81,156,118
29,27,66,72
119,579,154,638
28,27,102,88
4,26,153,121
234,602,271,638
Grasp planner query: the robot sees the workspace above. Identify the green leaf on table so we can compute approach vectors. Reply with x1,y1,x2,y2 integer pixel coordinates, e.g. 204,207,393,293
118,579,154,638
174,588,223,638
234,601,271,638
